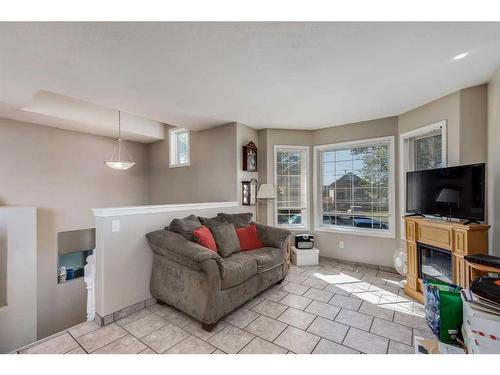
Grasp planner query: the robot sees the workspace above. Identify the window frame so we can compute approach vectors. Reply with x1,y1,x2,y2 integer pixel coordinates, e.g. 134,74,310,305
399,120,447,239
313,136,396,239
169,128,191,168
273,145,310,230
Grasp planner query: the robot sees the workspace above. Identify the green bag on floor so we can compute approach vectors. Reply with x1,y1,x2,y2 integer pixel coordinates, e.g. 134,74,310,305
423,279,463,344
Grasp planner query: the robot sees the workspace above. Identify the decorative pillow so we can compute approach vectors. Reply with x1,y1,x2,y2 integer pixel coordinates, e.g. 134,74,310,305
235,224,264,251
210,222,241,258
193,225,217,252
198,216,225,230
167,215,202,241
217,212,253,228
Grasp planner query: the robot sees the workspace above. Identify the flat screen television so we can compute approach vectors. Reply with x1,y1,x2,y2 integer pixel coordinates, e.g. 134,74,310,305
406,163,485,221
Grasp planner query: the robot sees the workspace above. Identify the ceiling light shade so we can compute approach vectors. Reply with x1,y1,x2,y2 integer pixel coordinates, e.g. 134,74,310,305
105,111,136,170
453,52,468,60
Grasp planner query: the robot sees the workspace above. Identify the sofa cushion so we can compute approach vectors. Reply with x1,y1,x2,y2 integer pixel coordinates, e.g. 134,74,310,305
198,216,225,229
193,225,217,252
236,224,264,251
216,252,258,289
167,215,202,241
210,222,241,257
242,247,284,273
217,212,253,228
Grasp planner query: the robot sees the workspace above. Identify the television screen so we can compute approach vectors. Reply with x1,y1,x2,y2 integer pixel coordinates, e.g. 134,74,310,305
406,163,485,221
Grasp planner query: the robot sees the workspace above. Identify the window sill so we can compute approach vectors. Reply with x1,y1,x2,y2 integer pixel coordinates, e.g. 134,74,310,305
169,162,190,168
277,224,310,231
314,226,395,239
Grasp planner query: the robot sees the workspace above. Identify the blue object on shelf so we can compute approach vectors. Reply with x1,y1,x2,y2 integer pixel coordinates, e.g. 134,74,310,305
66,268,75,280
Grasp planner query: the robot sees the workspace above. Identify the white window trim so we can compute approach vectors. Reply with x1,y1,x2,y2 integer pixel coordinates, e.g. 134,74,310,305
274,145,310,230
313,136,396,239
169,128,191,168
399,120,447,239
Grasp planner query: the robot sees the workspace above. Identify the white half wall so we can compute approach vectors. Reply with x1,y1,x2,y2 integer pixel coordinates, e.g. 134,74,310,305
92,201,252,317
0,207,37,353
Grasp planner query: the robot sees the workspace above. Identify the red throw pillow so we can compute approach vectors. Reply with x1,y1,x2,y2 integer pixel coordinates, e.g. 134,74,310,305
236,224,264,251
193,225,217,252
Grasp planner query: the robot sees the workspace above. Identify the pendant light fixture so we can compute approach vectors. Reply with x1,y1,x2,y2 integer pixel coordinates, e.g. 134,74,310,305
104,110,136,170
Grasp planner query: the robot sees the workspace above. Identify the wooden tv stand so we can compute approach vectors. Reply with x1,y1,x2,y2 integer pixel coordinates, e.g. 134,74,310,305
403,217,489,304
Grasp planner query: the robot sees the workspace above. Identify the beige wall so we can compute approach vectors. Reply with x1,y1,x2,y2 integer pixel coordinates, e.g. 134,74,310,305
148,123,238,205
488,67,500,256
0,118,149,339
460,85,488,165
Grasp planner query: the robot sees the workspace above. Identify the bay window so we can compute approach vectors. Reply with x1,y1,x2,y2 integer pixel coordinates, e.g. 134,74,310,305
314,136,395,237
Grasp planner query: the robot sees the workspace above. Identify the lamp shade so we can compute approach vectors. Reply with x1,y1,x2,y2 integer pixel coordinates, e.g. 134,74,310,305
257,184,276,199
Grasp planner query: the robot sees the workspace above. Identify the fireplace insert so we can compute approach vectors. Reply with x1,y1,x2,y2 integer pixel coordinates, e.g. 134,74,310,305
418,243,453,284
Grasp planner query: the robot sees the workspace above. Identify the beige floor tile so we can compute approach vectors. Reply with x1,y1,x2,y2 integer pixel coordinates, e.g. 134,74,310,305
116,308,153,327
312,338,360,354
184,320,227,341
239,337,287,354
260,287,288,302
207,325,254,354
329,294,362,311
213,349,226,354
334,309,373,331
343,327,389,354
358,301,395,321
244,315,287,342
288,266,306,275
76,323,128,353
21,333,79,354
307,317,349,343
93,334,147,354
303,287,334,303
388,340,414,354
277,308,315,330
252,299,287,319
279,293,313,310
165,335,216,354
223,308,259,329
148,303,171,316
393,311,430,331
123,313,168,338
324,283,351,296
281,282,309,296
162,306,194,327
305,300,341,320
274,326,320,354
242,296,265,310
370,318,413,346
66,347,86,354
68,320,100,338
139,348,156,354
301,277,328,289
141,323,190,353
285,273,308,284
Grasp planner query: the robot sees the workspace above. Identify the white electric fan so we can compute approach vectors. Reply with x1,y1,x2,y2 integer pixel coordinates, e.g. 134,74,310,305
393,248,408,288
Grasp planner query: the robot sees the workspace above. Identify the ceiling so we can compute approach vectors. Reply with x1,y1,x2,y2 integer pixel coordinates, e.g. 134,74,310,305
1,22,500,132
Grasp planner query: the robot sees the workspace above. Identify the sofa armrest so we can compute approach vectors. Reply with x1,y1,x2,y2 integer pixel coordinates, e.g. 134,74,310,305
255,223,292,250
146,229,221,264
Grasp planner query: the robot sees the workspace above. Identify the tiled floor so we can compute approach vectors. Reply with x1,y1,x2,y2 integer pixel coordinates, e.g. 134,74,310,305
17,258,431,354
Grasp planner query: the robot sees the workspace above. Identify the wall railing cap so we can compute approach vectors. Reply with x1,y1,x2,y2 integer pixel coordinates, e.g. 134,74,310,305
92,201,239,217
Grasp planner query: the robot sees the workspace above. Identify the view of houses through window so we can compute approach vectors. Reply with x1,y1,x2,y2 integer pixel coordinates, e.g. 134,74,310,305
317,139,392,232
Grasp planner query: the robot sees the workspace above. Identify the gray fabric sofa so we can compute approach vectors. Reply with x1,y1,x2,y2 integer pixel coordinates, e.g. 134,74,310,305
146,219,291,331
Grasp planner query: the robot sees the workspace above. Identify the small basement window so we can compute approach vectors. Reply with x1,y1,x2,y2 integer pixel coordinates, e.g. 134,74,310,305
57,228,95,283
169,128,190,168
